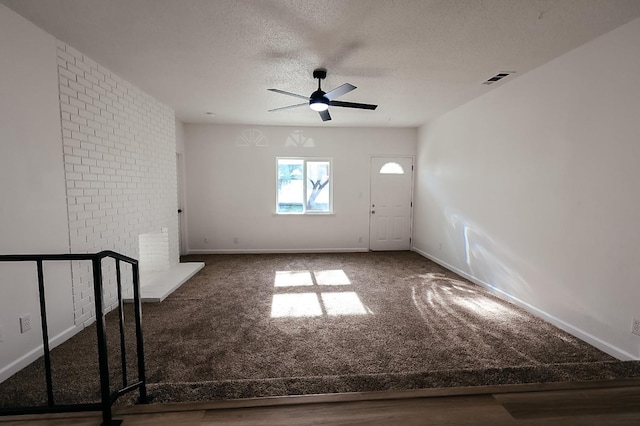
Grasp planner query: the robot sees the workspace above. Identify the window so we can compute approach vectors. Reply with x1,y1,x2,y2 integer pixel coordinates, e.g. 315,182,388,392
379,162,405,174
277,158,332,214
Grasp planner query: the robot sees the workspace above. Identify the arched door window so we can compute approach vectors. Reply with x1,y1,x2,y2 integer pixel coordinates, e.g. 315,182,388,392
379,162,405,174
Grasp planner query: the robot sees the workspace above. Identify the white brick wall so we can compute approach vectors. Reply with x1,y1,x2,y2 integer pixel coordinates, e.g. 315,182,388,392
56,41,179,325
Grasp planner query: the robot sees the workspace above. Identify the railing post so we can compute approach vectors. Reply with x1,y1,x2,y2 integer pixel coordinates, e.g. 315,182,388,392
36,260,54,407
115,259,128,388
91,256,117,425
131,262,148,403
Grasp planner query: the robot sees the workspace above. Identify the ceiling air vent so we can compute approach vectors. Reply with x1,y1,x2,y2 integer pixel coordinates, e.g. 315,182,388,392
483,71,515,85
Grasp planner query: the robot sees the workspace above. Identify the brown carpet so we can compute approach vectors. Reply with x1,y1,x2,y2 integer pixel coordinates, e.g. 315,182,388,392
1,252,639,408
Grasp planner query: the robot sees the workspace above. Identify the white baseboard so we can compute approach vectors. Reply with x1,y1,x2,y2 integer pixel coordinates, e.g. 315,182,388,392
187,248,370,255
412,247,638,361
0,324,83,384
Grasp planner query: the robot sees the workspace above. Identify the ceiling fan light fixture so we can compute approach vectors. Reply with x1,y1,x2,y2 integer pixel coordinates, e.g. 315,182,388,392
309,98,329,111
309,90,329,111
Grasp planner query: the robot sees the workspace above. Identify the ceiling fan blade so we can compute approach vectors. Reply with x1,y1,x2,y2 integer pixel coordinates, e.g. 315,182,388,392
268,102,308,112
319,109,331,121
330,100,377,110
325,83,356,100
267,88,309,101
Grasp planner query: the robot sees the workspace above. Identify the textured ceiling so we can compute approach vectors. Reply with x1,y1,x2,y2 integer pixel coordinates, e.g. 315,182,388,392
3,0,640,127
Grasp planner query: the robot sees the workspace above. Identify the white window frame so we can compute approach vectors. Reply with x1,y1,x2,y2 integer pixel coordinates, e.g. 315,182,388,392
276,157,333,215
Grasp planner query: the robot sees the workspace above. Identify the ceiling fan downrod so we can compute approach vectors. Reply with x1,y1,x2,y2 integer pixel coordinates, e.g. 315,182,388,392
313,68,327,89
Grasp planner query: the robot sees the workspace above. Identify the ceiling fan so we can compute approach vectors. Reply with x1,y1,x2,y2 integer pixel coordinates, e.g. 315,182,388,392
268,68,377,122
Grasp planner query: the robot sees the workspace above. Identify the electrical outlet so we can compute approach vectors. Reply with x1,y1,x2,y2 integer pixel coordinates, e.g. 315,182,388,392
233,237,239,244
20,315,31,333
203,237,209,243
358,236,363,243
632,318,640,337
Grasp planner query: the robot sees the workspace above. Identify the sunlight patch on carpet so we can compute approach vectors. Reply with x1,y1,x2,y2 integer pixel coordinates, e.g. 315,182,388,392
274,270,314,287
452,296,514,316
314,269,351,285
272,269,370,318
271,293,323,317
321,292,368,316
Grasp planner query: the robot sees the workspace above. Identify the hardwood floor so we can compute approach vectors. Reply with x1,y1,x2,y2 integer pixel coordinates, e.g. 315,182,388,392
2,382,639,425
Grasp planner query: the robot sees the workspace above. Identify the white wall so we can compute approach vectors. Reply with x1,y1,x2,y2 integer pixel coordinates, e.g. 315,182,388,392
414,17,640,359
185,124,416,252
0,5,75,382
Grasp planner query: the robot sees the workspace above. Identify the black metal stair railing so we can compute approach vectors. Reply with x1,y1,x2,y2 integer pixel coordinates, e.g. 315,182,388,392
0,251,147,426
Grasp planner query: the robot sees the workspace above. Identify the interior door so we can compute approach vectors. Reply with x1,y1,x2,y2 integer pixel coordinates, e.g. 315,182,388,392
369,157,413,251
176,153,186,255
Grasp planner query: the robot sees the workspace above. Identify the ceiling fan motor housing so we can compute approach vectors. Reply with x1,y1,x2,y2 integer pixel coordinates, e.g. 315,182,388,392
313,68,327,80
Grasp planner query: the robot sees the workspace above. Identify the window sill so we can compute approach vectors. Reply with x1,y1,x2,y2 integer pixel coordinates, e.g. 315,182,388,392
274,212,335,216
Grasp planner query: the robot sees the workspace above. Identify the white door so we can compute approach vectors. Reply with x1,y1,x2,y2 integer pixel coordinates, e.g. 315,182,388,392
369,157,413,251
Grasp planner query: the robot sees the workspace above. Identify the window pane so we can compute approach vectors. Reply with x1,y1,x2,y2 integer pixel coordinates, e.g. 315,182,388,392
379,162,404,174
277,159,304,213
306,161,330,211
